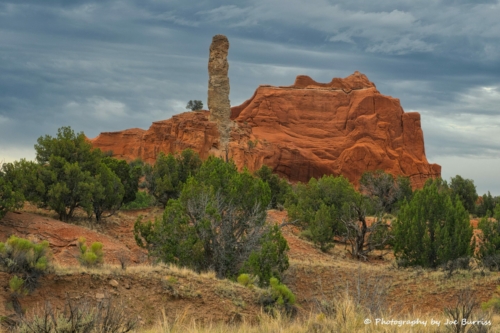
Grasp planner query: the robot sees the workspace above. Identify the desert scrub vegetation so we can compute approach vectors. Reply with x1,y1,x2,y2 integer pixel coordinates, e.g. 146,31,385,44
134,156,290,285
0,161,25,218
52,262,219,281
253,165,291,210
260,277,296,315
77,237,104,267
1,126,142,223
394,178,473,269
139,290,498,333
4,297,137,333
285,174,393,259
0,235,51,291
143,149,202,208
121,191,156,210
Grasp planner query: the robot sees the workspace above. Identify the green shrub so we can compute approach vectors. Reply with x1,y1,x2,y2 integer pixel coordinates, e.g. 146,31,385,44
237,273,258,288
144,149,201,208
0,169,25,219
9,276,27,296
286,175,390,259
298,229,313,241
135,157,289,283
121,191,156,210
393,178,473,268
241,225,289,287
359,170,413,214
186,100,203,111
270,277,296,306
237,273,251,286
254,165,291,209
259,277,296,315
77,237,103,267
0,236,51,291
482,286,500,312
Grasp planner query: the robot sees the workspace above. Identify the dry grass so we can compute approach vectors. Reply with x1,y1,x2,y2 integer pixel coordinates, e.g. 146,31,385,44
138,296,500,333
53,262,218,280
10,207,500,332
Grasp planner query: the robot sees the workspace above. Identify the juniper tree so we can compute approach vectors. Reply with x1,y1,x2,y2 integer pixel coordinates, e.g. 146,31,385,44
186,100,203,111
91,163,125,222
144,149,201,207
359,170,413,214
450,175,478,214
0,170,24,219
393,178,473,268
254,165,291,209
135,156,289,284
286,175,392,259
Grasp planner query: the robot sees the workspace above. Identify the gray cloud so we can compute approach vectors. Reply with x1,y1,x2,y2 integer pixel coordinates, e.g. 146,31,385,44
0,0,499,194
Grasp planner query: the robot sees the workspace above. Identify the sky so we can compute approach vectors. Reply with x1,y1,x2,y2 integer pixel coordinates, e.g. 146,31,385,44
0,0,499,195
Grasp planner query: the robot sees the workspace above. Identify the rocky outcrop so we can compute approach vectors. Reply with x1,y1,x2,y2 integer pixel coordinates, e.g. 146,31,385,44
208,34,232,151
91,112,219,164
228,71,440,187
91,72,441,188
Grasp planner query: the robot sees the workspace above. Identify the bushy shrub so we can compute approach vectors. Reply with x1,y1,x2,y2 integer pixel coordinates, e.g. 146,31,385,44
270,277,296,306
237,273,257,288
0,172,25,219
135,157,289,283
286,176,353,248
237,273,250,286
476,191,496,217
450,175,478,214
254,165,291,209
77,237,104,267
120,191,155,210
477,217,500,268
359,170,412,214
14,297,136,333
186,100,203,111
286,175,392,259
0,236,51,291
143,149,201,208
9,276,27,296
241,225,289,286
17,126,139,222
8,276,27,316
393,178,473,268
259,277,296,315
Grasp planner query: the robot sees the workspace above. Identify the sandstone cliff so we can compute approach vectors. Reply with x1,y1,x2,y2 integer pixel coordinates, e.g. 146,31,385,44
91,72,441,188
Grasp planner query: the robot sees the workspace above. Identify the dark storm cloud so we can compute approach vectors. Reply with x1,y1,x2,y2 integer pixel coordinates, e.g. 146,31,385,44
0,0,499,194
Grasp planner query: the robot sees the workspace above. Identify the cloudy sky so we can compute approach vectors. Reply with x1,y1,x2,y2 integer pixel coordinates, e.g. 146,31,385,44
1,0,499,195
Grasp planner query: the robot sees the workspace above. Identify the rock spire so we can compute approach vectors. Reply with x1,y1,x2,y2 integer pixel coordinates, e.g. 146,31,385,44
207,34,232,150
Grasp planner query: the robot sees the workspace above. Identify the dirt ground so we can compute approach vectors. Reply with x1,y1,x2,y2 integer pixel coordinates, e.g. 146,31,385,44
1,206,499,327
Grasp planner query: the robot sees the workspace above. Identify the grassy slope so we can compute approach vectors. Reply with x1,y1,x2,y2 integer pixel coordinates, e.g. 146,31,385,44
2,207,500,332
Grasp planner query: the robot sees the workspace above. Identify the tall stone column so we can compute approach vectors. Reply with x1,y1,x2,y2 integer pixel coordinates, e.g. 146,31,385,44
208,35,231,150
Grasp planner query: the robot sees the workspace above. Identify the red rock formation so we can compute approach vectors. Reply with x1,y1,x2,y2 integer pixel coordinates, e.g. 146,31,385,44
90,112,220,163
91,72,440,188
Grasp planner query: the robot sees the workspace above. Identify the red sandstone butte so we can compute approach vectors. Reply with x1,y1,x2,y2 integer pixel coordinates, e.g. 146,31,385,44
90,72,441,188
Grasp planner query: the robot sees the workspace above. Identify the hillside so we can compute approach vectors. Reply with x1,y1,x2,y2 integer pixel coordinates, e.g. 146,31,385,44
1,207,499,331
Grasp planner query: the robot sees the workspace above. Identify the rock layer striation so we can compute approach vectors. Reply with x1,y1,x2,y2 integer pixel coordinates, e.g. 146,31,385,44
91,72,441,188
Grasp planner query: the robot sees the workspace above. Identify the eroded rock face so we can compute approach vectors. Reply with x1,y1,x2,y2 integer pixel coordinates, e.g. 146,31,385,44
208,34,231,149
91,72,441,188
229,72,440,188
90,112,219,163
